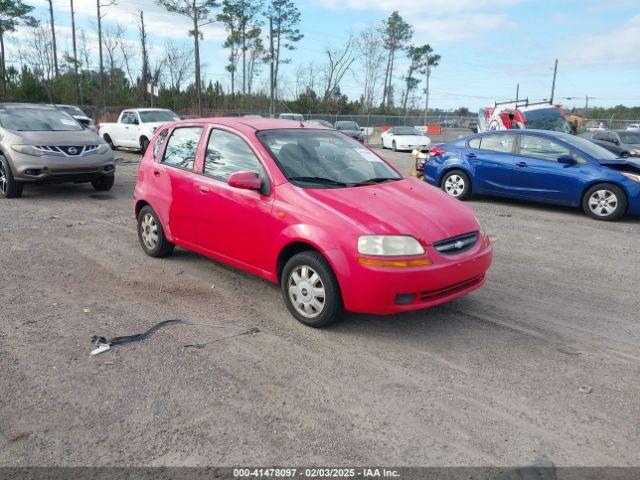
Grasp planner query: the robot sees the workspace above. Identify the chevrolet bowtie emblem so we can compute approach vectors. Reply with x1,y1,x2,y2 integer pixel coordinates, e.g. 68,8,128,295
455,240,464,249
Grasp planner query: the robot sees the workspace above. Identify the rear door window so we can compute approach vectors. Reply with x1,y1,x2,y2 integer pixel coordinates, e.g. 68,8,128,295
479,135,514,153
518,135,573,162
162,127,203,170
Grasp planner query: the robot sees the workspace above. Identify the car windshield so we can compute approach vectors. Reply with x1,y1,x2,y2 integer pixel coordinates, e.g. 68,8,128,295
523,108,571,133
139,110,179,123
554,132,618,160
258,129,402,188
336,122,359,130
0,107,83,131
619,132,640,144
60,105,87,116
393,127,420,135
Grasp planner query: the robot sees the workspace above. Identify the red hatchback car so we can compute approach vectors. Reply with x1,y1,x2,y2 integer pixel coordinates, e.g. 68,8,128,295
134,118,492,327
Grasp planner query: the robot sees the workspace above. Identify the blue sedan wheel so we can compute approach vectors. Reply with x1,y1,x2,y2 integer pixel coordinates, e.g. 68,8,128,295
582,183,627,221
442,170,471,200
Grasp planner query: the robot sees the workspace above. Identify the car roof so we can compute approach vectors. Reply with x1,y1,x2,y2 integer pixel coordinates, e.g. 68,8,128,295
171,117,332,132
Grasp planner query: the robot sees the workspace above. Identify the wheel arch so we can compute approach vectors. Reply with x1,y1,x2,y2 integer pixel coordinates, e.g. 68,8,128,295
440,165,473,192
276,241,323,285
580,180,629,209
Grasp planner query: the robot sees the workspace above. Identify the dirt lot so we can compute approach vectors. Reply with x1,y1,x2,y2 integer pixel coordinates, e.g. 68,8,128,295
1,148,639,468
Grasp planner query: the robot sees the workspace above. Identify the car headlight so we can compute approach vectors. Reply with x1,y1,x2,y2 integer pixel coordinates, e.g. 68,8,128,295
11,145,43,156
358,235,425,256
631,149,640,156
622,172,640,183
97,143,111,154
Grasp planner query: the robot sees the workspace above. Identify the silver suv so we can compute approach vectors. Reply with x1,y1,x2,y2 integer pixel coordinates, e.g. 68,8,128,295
0,103,115,198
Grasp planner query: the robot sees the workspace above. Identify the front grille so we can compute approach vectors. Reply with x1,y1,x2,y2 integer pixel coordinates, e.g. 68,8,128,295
432,232,478,255
33,145,100,156
418,275,484,302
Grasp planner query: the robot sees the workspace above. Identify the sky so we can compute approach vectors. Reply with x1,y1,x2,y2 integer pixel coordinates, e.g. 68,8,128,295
6,0,640,110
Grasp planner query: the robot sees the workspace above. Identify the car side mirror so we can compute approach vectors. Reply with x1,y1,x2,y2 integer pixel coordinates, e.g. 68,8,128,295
557,155,577,165
228,171,262,191
612,139,619,145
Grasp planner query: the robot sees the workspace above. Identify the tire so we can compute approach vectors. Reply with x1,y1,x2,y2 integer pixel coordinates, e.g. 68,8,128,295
137,205,175,257
103,134,116,150
392,140,397,152
620,152,630,158
582,183,627,221
441,169,471,200
91,174,114,191
281,251,342,327
0,155,23,199
140,137,150,154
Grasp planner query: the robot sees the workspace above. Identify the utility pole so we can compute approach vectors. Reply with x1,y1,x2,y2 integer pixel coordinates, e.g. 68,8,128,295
97,0,105,109
269,16,275,117
550,58,558,104
424,65,430,125
70,0,82,103
48,0,59,77
139,10,149,107
515,83,519,102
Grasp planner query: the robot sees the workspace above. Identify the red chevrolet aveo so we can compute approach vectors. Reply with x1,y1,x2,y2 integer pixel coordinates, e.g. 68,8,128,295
134,118,492,327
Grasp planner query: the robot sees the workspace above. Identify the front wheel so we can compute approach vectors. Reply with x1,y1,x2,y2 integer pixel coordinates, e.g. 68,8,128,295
392,141,397,152
0,156,23,198
137,206,175,257
582,183,627,221
91,174,114,191
281,251,342,327
441,169,471,200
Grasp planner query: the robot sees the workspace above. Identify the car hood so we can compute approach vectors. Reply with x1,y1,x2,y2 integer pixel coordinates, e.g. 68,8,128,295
394,135,431,144
339,129,361,135
301,177,480,245
599,158,640,173
9,129,102,145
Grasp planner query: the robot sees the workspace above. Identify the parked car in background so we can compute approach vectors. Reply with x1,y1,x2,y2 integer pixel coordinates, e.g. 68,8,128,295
335,120,364,142
468,121,479,133
380,126,431,152
626,123,640,131
278,113,304,122
587,130,640,158
0,103,115,198
99,108,179,153
304,119,333,128
134,117,492,326
423,129,640,221
56,105,96,131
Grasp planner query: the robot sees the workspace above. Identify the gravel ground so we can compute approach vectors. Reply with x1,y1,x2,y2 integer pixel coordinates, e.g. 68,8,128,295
1,148,639,467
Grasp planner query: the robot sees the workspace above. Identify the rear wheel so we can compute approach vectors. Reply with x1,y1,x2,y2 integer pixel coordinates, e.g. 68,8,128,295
137,205,175,257
0,156,23,199
281,251,342,327
441,169,471,200
103,134,116,150
582,183,627,221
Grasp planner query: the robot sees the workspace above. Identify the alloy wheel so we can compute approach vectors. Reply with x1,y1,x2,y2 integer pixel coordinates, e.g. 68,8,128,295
140,213,159,250
288,265,326,319
588,189,618,217
444,174,465,197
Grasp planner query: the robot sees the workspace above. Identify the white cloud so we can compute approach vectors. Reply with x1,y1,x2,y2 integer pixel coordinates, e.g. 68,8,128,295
314,0,525,14
563,14,640,67
413,13,516,43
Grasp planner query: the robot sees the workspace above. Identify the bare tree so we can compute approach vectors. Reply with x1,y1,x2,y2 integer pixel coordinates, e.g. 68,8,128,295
69,0,81,102
139,10,149,105
79,29,91,71
96,0,118,107
46,0,59,76
102,22,125,103
156,0,219,114
163,40,193,109
321,34,356,103
245,35,264,95
24,24,55,99
356,26,384,112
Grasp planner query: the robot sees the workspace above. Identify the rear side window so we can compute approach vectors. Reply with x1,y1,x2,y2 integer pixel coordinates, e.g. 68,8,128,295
204,129,265,181
468,137,481,149
152,129,169,159
479,135,514,153
162,127,203,170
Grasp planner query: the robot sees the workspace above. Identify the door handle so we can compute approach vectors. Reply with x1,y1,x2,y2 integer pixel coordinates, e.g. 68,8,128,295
465,153,477,158
516,161,528,168
198,185,210,193
153,170,160,177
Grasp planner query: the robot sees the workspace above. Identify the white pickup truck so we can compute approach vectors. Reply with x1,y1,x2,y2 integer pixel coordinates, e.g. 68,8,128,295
98,108,180,153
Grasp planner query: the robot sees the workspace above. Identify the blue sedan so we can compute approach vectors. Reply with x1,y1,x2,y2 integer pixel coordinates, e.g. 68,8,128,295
422,129,640,221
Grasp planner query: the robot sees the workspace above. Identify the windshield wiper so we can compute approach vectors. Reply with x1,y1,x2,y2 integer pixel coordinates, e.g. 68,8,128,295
288,176,349,187
353,177,400,186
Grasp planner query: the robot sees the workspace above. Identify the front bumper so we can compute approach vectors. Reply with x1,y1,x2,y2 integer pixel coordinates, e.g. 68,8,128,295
9,151,115,183
340,237,493,314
